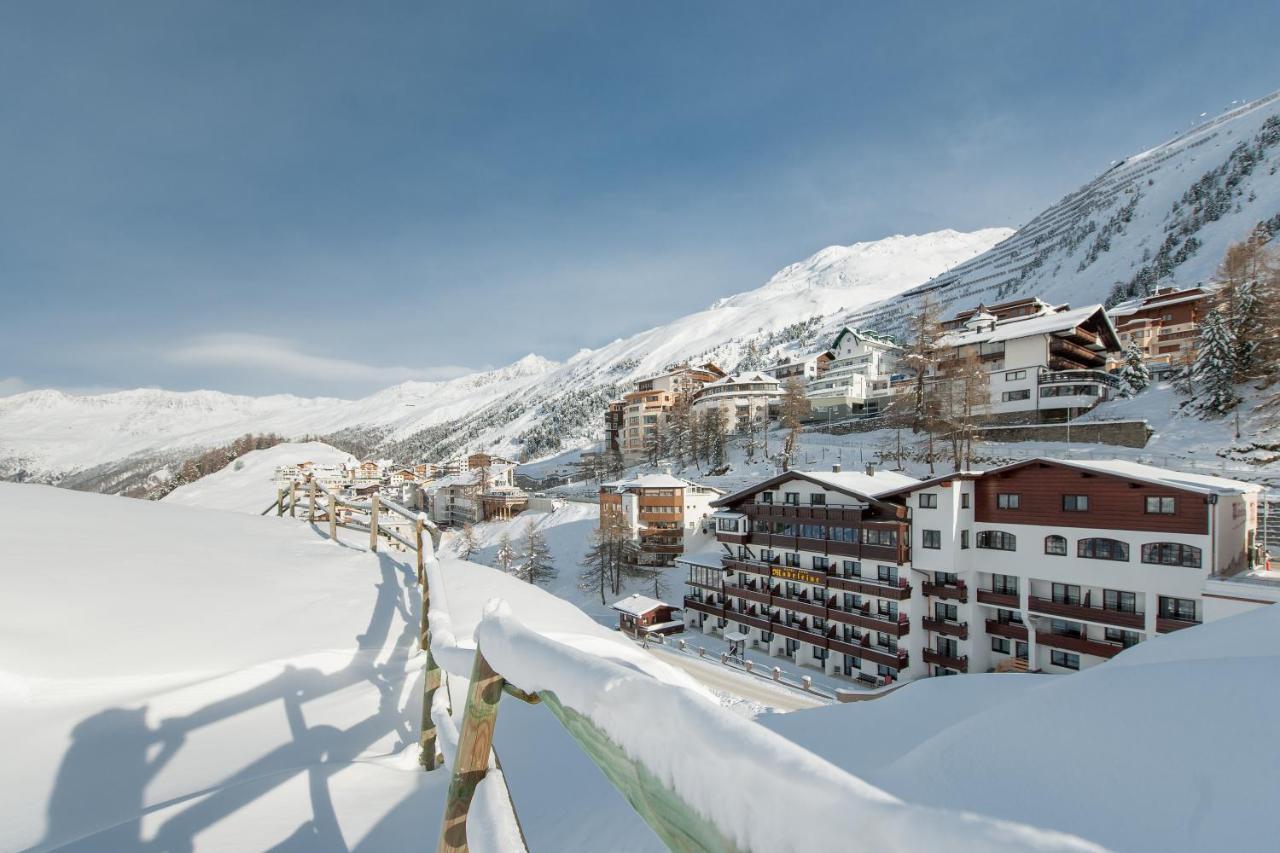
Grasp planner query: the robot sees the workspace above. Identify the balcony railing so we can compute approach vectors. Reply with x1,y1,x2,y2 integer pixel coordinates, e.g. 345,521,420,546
922,617,969,640
1156,616,1201,634
985,619,1029,641
922,649,969,672
1039,368,1120,389
1036,632,1124,660
721,557,913,601
922,581,968,603
1028,596,1144,630
976,589,1019,609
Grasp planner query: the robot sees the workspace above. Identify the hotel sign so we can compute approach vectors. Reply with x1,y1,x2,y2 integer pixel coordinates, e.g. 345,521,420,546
770,566,825,585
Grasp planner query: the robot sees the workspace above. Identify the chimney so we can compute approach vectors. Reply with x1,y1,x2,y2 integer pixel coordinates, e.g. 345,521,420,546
865,463,875,477
831,463,842,473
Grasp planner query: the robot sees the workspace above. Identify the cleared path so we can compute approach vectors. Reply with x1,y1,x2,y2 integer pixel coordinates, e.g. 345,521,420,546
646,645,827,711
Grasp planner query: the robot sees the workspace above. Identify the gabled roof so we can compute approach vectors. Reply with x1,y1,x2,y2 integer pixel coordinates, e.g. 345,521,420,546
938,304,1121,351
831,326,898,351
602,473,725,493
711,468,918,510
869,470,986,501
610,593,676,617
701,371,781,389
983,458,1261,496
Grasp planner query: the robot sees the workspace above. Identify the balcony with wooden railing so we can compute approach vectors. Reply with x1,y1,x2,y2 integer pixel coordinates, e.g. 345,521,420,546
1156,616,1201,634
976,589,1019,608
1028,596,1144,630
985,619,1029,641
1036,631,1125,660
922,648,969,672
922,617,969,640
922,580,968,603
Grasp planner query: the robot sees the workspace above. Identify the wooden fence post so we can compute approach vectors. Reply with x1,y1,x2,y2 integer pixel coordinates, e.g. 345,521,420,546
276,488,285,517
329,493,338,540
438,648,504,853
308,479,317,523
369,494,380,552
289,481,297,518
415,517,426,585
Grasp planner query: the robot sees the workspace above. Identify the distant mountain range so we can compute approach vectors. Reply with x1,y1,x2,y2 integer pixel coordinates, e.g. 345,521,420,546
5,89,1280,493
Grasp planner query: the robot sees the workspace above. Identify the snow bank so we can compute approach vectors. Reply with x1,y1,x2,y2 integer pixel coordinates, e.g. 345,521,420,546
760,606,1280,852
163,440,354,513
473,602,1099,853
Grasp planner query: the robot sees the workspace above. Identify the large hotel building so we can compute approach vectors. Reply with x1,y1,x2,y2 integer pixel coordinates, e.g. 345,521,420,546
680,459,1269,686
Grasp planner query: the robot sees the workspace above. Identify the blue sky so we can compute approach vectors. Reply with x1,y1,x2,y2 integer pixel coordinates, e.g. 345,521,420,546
3,1,1279,398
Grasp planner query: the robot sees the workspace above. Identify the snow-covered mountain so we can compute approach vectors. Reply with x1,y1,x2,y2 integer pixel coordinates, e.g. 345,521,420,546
0,229,1006,489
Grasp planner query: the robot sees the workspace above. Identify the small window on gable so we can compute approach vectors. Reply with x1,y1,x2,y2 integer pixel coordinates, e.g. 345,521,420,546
919,493,938,509
1145,496,1176,514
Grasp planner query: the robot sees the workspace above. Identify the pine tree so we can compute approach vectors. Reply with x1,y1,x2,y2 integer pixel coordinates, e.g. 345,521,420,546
1192,307,1240,415
1118,343,1151,396
492,532,518,574
518,528,556,586
456,523,480,561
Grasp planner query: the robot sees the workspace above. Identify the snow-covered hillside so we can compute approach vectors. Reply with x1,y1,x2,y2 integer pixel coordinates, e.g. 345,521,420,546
759,604,1280,852
846,91,1280,336
0,229,1006,489
163,441,354,513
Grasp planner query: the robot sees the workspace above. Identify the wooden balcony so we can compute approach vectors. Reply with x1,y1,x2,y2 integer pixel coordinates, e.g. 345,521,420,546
827,607,911,637
986,619,1029,641
683,597,723,618
923,649,969,672
922,581,968,603
714,531,749,546
688,578,722,593
723,558,772,578
976,589,1018,609
922,617,969,640
1050,336,1106,366
774,595,828,620
1036,631,1124,660
1156,616,1201,634
827,574,912,601
1028,597,1144,630
744,502,868,523
829,636,909,670
725,583,770,606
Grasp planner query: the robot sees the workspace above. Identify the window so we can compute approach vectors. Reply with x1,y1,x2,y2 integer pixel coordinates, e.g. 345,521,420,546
860,527,899,547
1005,369,1027,381
877,565,898,584
1145,496,1176,514
1049,618,1082,638
1051,583,1081,605
1078,537,1129,561
961,493,970,509
991,637,1011,654
1105,628,1140,648
1159,596,1197,622
1002,389,1031,402
1050,650,1080,670
809,493,826,506
759,492,773,504
812,556,829,572
784,552,800,567
784,492,800,506
1062,495,1089,512
1142,542,1202,568
934,602,958,621
960,530,970,550
1103,589,1137,613
1015,641,1029,660
922,529,941,549
841,560,860,578
977,530,1016,551
991,574,1018,596
919,493,938,509
997,493,1020,510
716,517,739,533
1044,535,1067,555
798,524,826,539
813,646,827,660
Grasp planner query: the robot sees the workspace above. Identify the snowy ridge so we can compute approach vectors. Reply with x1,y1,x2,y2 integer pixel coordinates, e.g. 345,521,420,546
844,89,1280,335
0,229,1005,486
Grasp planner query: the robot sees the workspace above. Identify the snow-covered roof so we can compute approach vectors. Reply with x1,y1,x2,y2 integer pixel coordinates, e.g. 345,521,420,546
1109,288,1210,317
610,593,675,617
602,473,725,493
701,370,780,388
431,471,480,489
675,550,727,569
1000,458,1263,496
938,304,1119,349
801,468,922,498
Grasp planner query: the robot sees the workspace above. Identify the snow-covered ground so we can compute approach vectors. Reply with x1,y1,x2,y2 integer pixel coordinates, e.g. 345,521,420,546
758,604,1280,852
163,440,355,513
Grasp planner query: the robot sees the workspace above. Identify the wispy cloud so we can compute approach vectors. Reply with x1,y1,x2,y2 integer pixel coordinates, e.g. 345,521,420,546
167,334,474,386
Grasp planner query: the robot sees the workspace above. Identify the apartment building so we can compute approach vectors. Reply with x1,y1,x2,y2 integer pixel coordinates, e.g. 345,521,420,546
766,351,833,384
599,473,723,567
682,458,1264,686
1108,287,1209,378
934,298,1123,423
804,327,900,419
427,463,527,526
689,371,781,434
610,363,726,465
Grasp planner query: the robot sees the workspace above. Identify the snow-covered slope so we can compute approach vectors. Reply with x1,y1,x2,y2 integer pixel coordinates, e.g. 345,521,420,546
0,230,1006,488
759,604,1280,852
845,91,1280,336
163,441,355,513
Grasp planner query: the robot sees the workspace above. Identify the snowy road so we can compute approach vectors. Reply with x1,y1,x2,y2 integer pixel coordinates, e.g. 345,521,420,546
645,646,827,711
